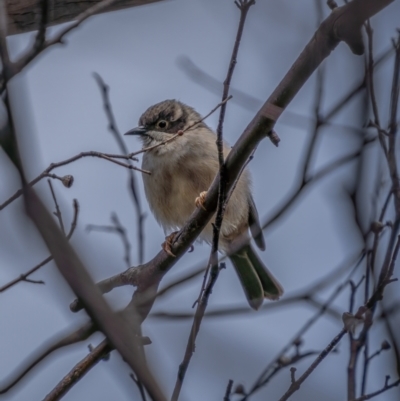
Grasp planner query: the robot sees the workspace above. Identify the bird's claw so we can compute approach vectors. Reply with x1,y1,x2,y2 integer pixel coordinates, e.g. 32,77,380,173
162,231,178,257
195,191,207,211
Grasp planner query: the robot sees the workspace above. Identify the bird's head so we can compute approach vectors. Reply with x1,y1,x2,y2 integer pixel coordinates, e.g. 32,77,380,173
125,99,205,148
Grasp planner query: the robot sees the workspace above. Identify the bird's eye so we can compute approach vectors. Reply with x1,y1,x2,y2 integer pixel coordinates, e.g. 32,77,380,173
157,120,168,129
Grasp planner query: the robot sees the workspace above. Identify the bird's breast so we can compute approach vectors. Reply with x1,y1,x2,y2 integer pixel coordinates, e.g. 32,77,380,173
142,151,215,231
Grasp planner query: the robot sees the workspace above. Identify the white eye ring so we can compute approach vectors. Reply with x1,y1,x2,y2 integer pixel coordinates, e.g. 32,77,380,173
157,120,168,129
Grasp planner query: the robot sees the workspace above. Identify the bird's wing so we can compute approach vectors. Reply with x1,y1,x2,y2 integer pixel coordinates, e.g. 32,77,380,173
248,195,266,251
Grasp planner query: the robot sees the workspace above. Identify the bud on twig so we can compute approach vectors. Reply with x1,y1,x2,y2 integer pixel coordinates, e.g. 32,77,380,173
233,384,245,395
62,175,74,188
268,130,280,147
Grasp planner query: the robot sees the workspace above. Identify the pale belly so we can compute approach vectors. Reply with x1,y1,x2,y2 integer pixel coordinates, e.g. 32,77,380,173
142,149,250,251
142,152,206,232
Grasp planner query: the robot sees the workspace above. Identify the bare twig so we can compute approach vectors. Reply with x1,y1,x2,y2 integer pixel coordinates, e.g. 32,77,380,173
352,377,400,401
47,179,65,235
177,46,394,133
150,294,341,321
365,21,388,156
0,321,97,394
0,0,11,76
213,0,255,268
242,254,365,400
347,277,366,400
171,3,254,400
347,230,400,400
0,311,151,395
43,340,112,401
87,212,132,268
366,341,391,362
130,373,148,401
151,253,366,322
33,0,49,59
1,0,123,91
224,379,234,401
262,138,376,231
277,329,347,401
0,151,146,211
93,73,146,264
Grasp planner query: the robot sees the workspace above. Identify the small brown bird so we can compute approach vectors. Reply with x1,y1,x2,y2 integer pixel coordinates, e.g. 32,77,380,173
125,100,283,309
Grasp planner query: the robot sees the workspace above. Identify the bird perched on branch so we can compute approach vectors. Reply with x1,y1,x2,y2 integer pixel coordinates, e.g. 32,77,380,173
125,99,283,309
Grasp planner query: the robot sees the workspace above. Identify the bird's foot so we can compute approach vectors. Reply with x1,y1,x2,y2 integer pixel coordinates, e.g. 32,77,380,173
195,191,207,211
162,231,179,257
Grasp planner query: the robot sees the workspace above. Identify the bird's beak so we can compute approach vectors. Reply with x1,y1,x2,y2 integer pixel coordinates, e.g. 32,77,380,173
124,126,148,136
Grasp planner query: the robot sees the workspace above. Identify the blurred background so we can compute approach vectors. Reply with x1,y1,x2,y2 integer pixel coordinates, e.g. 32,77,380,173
1,0,399,400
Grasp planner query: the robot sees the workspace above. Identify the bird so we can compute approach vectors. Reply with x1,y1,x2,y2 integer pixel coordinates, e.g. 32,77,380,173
125,99,283,309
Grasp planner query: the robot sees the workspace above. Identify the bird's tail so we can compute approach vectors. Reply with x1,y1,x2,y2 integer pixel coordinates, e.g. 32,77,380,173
229,244,283,310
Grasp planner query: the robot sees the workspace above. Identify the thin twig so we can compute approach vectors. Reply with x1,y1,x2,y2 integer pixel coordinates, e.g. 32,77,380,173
277,329,347,401
34,0,49,57
0,0,124,91
213,0,255,268
365,21,388,156
262,138,376,231
87,212,132,268
301,0,325,182
348,229,400,400
347,275,366,400
130,373,148,401
43,341,112,401
352,378,400,401
170,4,254,400
47,179,65,235
0,151,146,211
224,380,234,401
385,32,400,216
0,309,152,396
150,296,341,321
177,46,394,132
241,256,364,400
0,321,97,394
93,72,145,264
